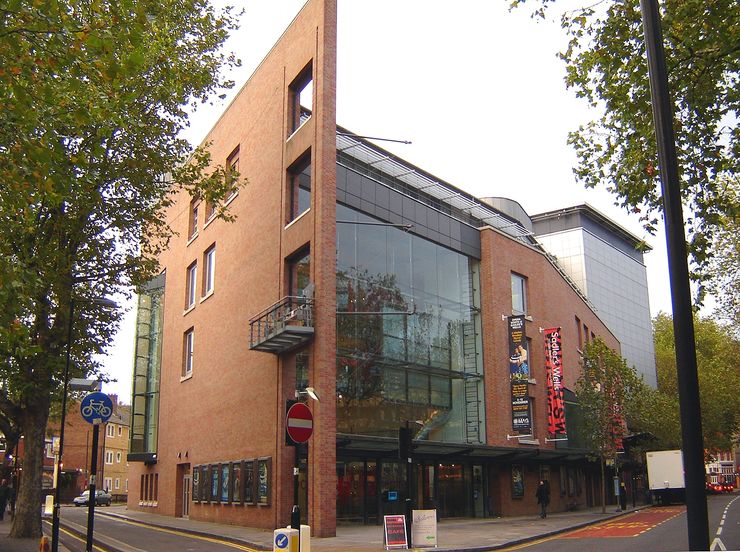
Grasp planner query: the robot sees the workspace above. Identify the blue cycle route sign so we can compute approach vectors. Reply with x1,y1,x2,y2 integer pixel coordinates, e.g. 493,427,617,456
80,392,113,425
274,533,289,549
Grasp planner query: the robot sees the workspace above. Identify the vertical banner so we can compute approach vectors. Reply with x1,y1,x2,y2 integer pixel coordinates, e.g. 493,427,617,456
508,315,528,380
509,316,531,434
544,327,566,436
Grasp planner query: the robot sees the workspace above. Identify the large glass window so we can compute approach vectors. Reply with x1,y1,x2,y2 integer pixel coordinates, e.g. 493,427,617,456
336,204,481,443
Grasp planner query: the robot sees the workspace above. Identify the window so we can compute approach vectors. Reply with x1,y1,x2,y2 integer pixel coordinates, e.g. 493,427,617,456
107,424,115,438
186,262,197,309
511,273,527,314
105,451,114,465
116,451,122,463
575,316,583,350
288,62,313,134
289,249,311,297
115,478,120,490
203,245,216,296
183,328,194,376
125,479,128,492
226,146,240,202
188,199,199,240
244,460,254,504
287,153,311,222
104,477,112,492
118,425,122,437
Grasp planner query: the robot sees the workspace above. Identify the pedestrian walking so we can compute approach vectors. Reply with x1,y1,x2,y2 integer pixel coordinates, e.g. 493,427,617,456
0,479,10,521
535,480,550,519
619,482,627,511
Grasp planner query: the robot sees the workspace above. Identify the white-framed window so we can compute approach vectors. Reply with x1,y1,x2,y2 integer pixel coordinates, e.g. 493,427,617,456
107,424,115,438
188,199,199,240
186,262,197,309
118,425,122,437
105,450,114,465
511,273,527,315
104,477,113,492
45,441,55,459
203,245,216,296
183,328,194,376
115,478,121,490
116,451,122,463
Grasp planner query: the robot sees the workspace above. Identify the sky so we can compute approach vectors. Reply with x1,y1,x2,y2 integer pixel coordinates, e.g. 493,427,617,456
100,0,679,402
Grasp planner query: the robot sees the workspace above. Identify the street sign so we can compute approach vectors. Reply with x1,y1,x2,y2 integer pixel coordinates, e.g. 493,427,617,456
80,392,113,425
286,402,313,444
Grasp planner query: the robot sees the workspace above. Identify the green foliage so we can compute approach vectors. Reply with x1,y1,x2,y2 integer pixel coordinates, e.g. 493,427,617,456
0,0,242,537
653,312,740,452
576,338,649,458
704,183,740,331
510,0,739,293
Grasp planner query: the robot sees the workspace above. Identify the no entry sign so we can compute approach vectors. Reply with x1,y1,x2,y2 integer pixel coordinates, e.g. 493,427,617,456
286,401,313,444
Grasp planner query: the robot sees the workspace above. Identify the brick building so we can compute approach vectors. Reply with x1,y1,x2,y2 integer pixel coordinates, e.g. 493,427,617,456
127,0,625,536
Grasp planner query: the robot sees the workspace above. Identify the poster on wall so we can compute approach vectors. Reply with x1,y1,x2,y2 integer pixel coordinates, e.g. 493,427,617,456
511,464,524,498
508,315,531,434
508,315,528,380
544,327,566,436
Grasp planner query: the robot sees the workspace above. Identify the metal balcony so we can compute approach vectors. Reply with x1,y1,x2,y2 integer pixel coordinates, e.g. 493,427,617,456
249,296,314,354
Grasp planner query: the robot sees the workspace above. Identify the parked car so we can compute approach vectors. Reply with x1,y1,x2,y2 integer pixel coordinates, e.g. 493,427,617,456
73,489,112,506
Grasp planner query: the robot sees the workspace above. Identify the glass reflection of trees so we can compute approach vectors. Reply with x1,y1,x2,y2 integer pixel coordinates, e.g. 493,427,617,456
336,204,480,442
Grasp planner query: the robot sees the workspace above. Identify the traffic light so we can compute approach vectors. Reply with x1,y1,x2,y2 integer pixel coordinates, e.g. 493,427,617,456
398,426,413,460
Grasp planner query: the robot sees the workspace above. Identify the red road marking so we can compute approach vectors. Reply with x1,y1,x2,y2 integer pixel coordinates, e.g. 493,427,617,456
560,506,685,538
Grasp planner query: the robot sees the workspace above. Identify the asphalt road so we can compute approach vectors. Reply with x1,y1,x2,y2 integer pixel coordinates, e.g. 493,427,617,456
499,493,739,552
57,506,260,552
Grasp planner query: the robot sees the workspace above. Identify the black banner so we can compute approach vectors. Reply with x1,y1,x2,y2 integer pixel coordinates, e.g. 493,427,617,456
509,315,531,434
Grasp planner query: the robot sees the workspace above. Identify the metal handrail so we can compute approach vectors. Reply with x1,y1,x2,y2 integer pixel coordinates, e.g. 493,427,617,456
249,296,314,347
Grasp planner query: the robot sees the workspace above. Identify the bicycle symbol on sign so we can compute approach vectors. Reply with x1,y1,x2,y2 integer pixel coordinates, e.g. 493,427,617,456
82,400,112,419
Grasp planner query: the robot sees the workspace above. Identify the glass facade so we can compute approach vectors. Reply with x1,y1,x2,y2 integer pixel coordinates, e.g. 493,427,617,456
336,204,483,443
129,274,164,458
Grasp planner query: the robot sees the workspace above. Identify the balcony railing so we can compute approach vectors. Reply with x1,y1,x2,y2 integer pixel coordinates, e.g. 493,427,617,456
249,296,314,354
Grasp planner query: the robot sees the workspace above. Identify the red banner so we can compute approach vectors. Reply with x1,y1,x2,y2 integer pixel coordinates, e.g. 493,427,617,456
544,327,566,436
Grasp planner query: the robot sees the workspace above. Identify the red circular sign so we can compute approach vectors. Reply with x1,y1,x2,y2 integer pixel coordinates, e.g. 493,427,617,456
286,402,314,443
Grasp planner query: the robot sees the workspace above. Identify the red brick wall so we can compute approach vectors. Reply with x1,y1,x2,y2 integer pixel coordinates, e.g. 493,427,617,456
127,0,338,535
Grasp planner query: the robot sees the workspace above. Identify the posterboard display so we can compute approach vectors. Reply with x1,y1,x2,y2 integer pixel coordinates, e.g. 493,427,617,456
383,514,408,550
411,509,438,548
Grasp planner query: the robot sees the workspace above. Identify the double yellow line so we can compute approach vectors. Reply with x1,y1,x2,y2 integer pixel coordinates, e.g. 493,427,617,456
44,516,261,552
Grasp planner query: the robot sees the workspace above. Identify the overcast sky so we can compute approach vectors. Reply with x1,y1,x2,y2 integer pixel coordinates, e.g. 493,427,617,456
101,1,679,401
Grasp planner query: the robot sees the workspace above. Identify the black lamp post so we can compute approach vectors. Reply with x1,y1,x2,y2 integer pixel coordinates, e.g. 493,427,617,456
51,296,116,552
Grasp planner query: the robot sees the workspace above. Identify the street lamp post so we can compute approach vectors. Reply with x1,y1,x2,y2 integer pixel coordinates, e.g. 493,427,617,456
51,296,116,552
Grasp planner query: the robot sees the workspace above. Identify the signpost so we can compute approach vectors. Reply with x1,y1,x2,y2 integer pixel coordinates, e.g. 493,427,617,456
286,402,313,444
384,514,409,549
80,392,113,552
411,509,438,548
286,400,314,552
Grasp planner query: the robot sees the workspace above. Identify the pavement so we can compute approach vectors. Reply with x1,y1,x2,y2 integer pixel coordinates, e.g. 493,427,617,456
0,502,648,552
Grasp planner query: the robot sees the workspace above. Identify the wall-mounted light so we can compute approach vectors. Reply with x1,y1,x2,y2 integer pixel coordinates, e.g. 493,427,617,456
295,387,320,402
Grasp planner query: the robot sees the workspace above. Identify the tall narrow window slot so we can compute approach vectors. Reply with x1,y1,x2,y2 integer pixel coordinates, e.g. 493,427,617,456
511,273,527,315
288,62,313,135
183,328,194,376
188,199,199,240
186,262,197,309
287,153,311,222
203,245,216,297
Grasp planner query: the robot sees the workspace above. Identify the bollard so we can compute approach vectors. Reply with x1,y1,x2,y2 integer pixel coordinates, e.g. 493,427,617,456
273,527,298,552
39,536,51,552
299,524,311,552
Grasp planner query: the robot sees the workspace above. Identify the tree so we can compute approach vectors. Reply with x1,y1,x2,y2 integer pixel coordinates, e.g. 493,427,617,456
704,185,740,332
511,0,739,292
576,338,649,512
653,313,740,452
0,0,242,538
